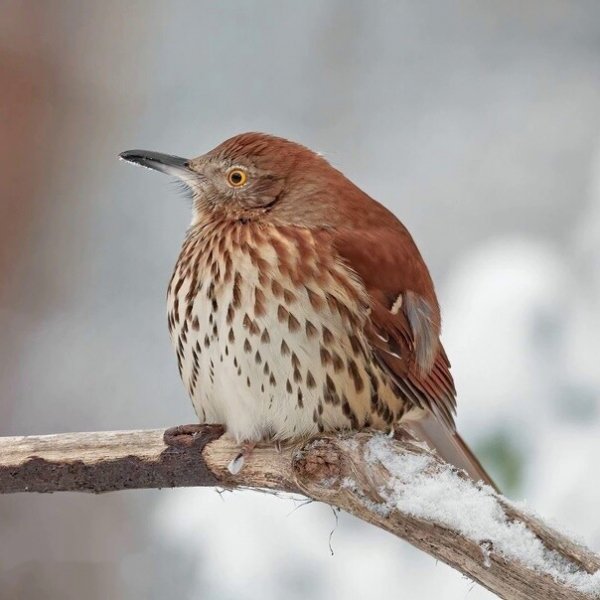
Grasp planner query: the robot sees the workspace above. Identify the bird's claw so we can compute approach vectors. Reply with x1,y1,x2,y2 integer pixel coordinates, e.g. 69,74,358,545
163,423,224,448
228,453,245,475
227,441,256,475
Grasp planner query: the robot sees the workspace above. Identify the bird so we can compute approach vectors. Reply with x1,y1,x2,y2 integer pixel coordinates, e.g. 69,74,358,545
120,132,496,488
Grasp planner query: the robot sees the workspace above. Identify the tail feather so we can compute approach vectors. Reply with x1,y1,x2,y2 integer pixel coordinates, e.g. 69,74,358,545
407,415,499,492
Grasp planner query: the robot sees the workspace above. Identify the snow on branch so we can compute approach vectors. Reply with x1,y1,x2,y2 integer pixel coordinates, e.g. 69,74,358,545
0,426,598,600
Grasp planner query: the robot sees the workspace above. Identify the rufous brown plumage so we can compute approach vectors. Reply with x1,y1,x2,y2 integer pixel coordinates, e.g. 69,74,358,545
120,132,495,488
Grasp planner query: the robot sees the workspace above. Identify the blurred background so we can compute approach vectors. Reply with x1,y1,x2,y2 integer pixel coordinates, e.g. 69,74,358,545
1,1,600,598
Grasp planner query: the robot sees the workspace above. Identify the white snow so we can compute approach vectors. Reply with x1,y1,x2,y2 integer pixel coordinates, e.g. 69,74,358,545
352,435,600,597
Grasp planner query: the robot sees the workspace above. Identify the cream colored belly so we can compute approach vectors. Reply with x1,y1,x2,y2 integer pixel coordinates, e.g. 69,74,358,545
167,248,387,443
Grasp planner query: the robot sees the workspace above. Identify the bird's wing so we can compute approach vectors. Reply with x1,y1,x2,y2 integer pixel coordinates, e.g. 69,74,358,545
365,298,457,429
332,225,457,430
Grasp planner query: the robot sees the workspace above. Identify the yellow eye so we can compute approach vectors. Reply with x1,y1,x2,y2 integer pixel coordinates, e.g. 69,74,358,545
227,167,248,187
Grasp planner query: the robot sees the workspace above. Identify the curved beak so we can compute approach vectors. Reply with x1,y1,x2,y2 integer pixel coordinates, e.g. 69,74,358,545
119,149,192,179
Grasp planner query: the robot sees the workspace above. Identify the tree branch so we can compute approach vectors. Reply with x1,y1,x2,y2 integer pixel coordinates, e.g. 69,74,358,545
0,426,598,600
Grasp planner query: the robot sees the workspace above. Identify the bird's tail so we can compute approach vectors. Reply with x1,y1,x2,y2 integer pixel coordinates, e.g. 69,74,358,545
406,415,499,492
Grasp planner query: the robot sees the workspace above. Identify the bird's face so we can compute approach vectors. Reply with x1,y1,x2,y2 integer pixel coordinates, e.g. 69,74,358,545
120,132,374,229
120,133,323,219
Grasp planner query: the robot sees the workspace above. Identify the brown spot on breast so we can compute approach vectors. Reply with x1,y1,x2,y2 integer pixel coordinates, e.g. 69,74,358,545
244,339,252,353
325,373,335,392
185,273,197,303
288,313,300,333
191,316,200,331
206,281,215,301
323,376,340,406
293,367,302,383
232,272,242,308
223,252,234,283
306,287,325,311
271,279,284,298
283,289,296,304
342,395,359,429
291,352,301,369
258,271,269,287
255,350,262,364
277,304,289,323
173,298,180,324
382,405,393,424
226,304,235,325
255,256,270,274
185,302,194,321
322,326,334,346
347,358,365,393
173,277,185,296
349,334,363,356
325,293,343,316
332,352,344,372
365,367,380,410
297,388,304,408
341,398,351,417
254,287,266,317
286,379,292,394
243,313,259,334
306,370,316,389
305,320,318,339
260,328,270,344
281,340,290,356
320,346,331,366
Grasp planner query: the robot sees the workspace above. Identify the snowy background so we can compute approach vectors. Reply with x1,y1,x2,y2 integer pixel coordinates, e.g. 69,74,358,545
1,2,600,598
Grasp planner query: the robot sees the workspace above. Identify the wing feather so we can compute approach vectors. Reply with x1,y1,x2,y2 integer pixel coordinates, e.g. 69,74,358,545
333,226,457,431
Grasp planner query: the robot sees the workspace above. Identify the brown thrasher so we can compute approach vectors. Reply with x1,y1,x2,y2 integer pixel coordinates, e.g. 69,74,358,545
120,133,495,487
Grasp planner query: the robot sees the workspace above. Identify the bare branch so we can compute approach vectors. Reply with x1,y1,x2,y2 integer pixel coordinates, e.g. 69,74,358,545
0,426,598,600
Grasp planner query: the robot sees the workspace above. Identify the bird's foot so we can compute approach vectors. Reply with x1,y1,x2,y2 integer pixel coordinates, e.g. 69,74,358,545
163,423,224,448
228,441,256,475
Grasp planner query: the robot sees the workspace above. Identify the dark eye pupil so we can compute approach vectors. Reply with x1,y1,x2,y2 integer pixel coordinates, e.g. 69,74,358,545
230,171,242,184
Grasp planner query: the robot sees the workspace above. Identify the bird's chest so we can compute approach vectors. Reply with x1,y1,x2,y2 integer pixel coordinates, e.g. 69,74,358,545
167,224,376,442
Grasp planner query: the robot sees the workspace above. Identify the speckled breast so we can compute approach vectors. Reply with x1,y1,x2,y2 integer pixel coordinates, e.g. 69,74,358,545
166,219,404,442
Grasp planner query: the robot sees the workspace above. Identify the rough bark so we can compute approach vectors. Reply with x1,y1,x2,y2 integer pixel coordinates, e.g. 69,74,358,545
0,426,598,600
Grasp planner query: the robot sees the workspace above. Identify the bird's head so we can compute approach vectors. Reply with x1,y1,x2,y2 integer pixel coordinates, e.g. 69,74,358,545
120,132,371,227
